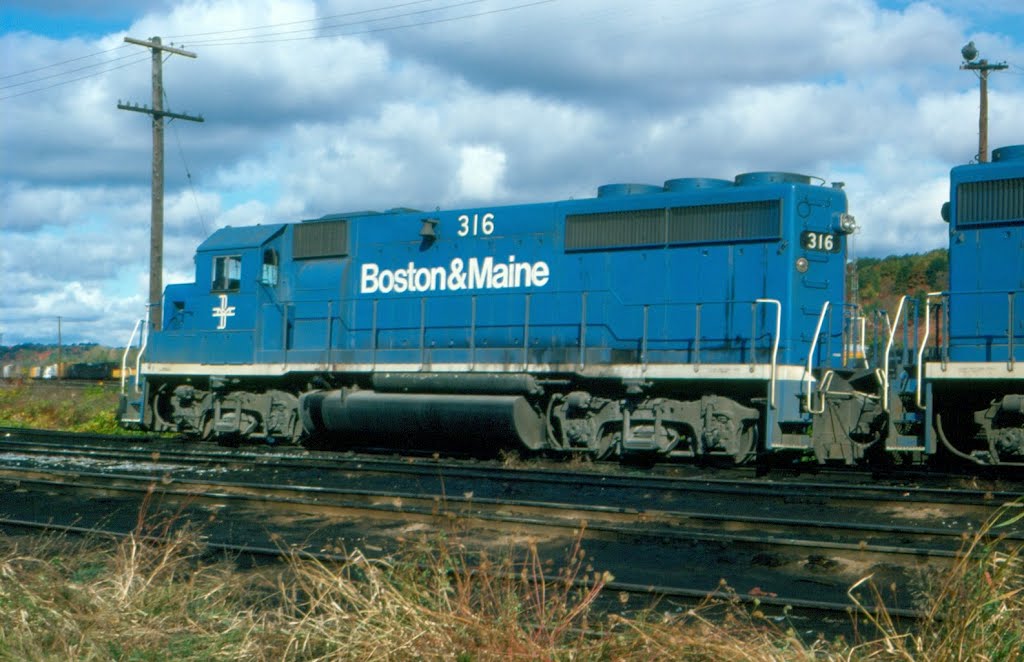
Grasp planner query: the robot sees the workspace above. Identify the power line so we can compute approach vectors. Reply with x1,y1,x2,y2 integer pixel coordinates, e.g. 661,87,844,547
0,43,130,80
0,50,145,91
179,0,552,48
0,53,150,101
167,88,211,239
184,0,491,46
0,0,555,99
164,0,442,40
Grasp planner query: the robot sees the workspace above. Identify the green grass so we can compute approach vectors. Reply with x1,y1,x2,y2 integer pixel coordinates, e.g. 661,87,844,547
0,382,127,434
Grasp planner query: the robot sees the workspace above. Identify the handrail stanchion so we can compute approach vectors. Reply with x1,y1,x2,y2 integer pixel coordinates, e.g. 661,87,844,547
694,303,702,370
942,294,950,369
133,309,150,395
578,292,587,370
523,294,531,371
371,299,378,370
881,296,907,412
749,301,757,373
120,319,143,394
641,304,649,370
916,292,943,410
326,301,333,370
755,299,781,409
859,315,868,368
419,297,426,371
469,296,477,371
804,301,830,414
1008,291,1015,372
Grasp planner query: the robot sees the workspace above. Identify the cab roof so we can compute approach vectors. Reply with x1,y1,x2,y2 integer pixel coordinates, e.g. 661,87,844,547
196,224,286,252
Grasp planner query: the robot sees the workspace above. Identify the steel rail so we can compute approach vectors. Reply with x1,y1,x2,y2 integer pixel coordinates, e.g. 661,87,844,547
0,514,928,622
4,423,1023,488
3,432,1023,509
1,467,1016,555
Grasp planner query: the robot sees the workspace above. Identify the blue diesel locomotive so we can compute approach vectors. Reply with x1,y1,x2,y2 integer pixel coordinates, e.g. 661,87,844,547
119,168,885,463
884,144,1024,467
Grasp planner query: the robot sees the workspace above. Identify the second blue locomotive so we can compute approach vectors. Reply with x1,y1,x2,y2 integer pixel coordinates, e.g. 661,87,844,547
885,145,1024,466
121,167,882,462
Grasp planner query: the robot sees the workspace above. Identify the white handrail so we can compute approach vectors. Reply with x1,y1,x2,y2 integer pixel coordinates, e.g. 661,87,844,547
804,301,830,414
133,309,151,395
120,319,143,393
812,370,835,415
881,296,907,412
916,292,944,410
858,315,868,368
755,298,781,409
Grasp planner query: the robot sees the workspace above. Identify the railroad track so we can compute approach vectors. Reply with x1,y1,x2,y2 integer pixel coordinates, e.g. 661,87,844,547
3,432,1022,625
0,512,920,639
3,432,1022,557
2,430,1021,516
4,424,1019,485
5,459,1016,551
0,480,932,632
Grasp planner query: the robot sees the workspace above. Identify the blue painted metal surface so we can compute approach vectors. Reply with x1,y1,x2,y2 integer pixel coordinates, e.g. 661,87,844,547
196,224,286,251
946,145,1024,364
596,183,665,197
126,151,1024,465
147,172,851,386
663,178,733,191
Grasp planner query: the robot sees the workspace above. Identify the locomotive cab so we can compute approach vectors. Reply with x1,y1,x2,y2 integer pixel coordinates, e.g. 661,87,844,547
919,145,1024,465
157,224,287,363
139,224,306,441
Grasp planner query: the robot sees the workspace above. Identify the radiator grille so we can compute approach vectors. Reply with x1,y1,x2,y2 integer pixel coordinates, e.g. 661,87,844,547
566,200,781,250
565,208,665,249
293,220,348,259
957,178,1024,225
668,200,780,243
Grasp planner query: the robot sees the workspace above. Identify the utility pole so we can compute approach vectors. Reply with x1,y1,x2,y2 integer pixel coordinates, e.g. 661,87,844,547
57,316,62,380
960,41,1007,163
118,36,203,330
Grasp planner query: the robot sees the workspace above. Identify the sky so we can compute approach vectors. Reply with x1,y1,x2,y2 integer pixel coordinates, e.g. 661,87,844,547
1,0,1023,347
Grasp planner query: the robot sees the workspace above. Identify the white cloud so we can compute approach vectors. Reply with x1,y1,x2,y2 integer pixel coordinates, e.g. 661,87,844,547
454,145,506,201
1,0,1022,344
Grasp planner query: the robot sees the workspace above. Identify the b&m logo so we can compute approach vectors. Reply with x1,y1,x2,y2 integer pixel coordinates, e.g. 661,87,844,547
360,256,550,294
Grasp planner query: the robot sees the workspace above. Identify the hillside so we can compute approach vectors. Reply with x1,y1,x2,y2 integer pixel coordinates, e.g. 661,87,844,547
853,248,948,315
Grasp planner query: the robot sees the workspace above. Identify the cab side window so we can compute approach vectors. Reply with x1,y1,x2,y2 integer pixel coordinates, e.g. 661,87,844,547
261,249,279,286
212,255,241,292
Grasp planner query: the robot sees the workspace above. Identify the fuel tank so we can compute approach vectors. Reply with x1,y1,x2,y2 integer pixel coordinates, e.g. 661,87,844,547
300,389,546,450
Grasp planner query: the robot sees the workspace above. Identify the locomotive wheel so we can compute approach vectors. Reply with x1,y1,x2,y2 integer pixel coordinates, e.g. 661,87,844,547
589,428,620,460
200,415,214,441
729,425,758,465
286,412,304,444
